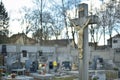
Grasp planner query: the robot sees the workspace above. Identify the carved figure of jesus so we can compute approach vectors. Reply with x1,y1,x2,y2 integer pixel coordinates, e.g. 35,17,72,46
70,18,90,59
78,23,88,59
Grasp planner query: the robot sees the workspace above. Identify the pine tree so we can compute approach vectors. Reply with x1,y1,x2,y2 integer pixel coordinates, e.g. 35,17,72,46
0,1,9,36
0,1,9,44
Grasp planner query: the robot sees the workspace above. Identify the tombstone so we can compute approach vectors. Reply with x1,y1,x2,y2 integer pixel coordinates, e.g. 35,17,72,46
118,71,120,78
93,71,106,80
25,60,32,71
0,54,4,65
94,56,100,69
30,61,38,72
62,61,71,71
2,45,7,56
49,61,53,70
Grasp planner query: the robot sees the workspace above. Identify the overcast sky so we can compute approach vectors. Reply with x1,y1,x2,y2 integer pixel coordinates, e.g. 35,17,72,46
2,0,111,45
2,0,102,34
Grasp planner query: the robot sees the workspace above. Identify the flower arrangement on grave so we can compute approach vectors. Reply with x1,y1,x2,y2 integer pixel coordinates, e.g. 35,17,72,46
11,73,16,78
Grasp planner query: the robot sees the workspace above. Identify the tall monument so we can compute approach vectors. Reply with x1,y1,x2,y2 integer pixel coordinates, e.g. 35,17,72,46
70,3,98,80
71,3,89,80
78,3,89,80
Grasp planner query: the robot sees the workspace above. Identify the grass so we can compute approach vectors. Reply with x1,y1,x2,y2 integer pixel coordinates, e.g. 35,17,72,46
53,76,77,80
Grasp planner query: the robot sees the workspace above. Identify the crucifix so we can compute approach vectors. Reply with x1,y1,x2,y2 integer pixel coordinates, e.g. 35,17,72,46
78,19,90,59
70,3,90,80
70,3,98,80
70,18,90,59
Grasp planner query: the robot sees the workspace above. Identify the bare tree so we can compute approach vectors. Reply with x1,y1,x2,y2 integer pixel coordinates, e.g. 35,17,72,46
101,0,120,47
17,0,81,46
61,0,80,46
19,7,33,35
19,0,61,43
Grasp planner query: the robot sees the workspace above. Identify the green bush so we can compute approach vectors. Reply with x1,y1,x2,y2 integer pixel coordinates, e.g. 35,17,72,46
93,77,98,80
113,67,119,71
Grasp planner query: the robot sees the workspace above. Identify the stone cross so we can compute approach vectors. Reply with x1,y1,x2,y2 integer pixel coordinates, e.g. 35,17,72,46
70,3,91,80
70,3,98,80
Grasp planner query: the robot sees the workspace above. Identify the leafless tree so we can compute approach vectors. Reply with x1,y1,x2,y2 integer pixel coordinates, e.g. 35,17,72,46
17,0,81,46
61,0,80,46
19,0,62,44
93,0,120,47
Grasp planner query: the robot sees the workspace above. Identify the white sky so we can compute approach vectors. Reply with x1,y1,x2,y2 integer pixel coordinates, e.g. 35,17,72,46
2,0,102,33
3,0,33,36
3,0,33,10
2,0,114,45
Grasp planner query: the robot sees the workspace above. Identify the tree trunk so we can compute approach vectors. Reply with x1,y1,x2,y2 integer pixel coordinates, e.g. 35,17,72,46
109,34,112,48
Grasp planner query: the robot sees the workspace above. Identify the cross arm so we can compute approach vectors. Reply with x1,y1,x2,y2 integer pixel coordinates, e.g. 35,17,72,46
69,17,90,31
